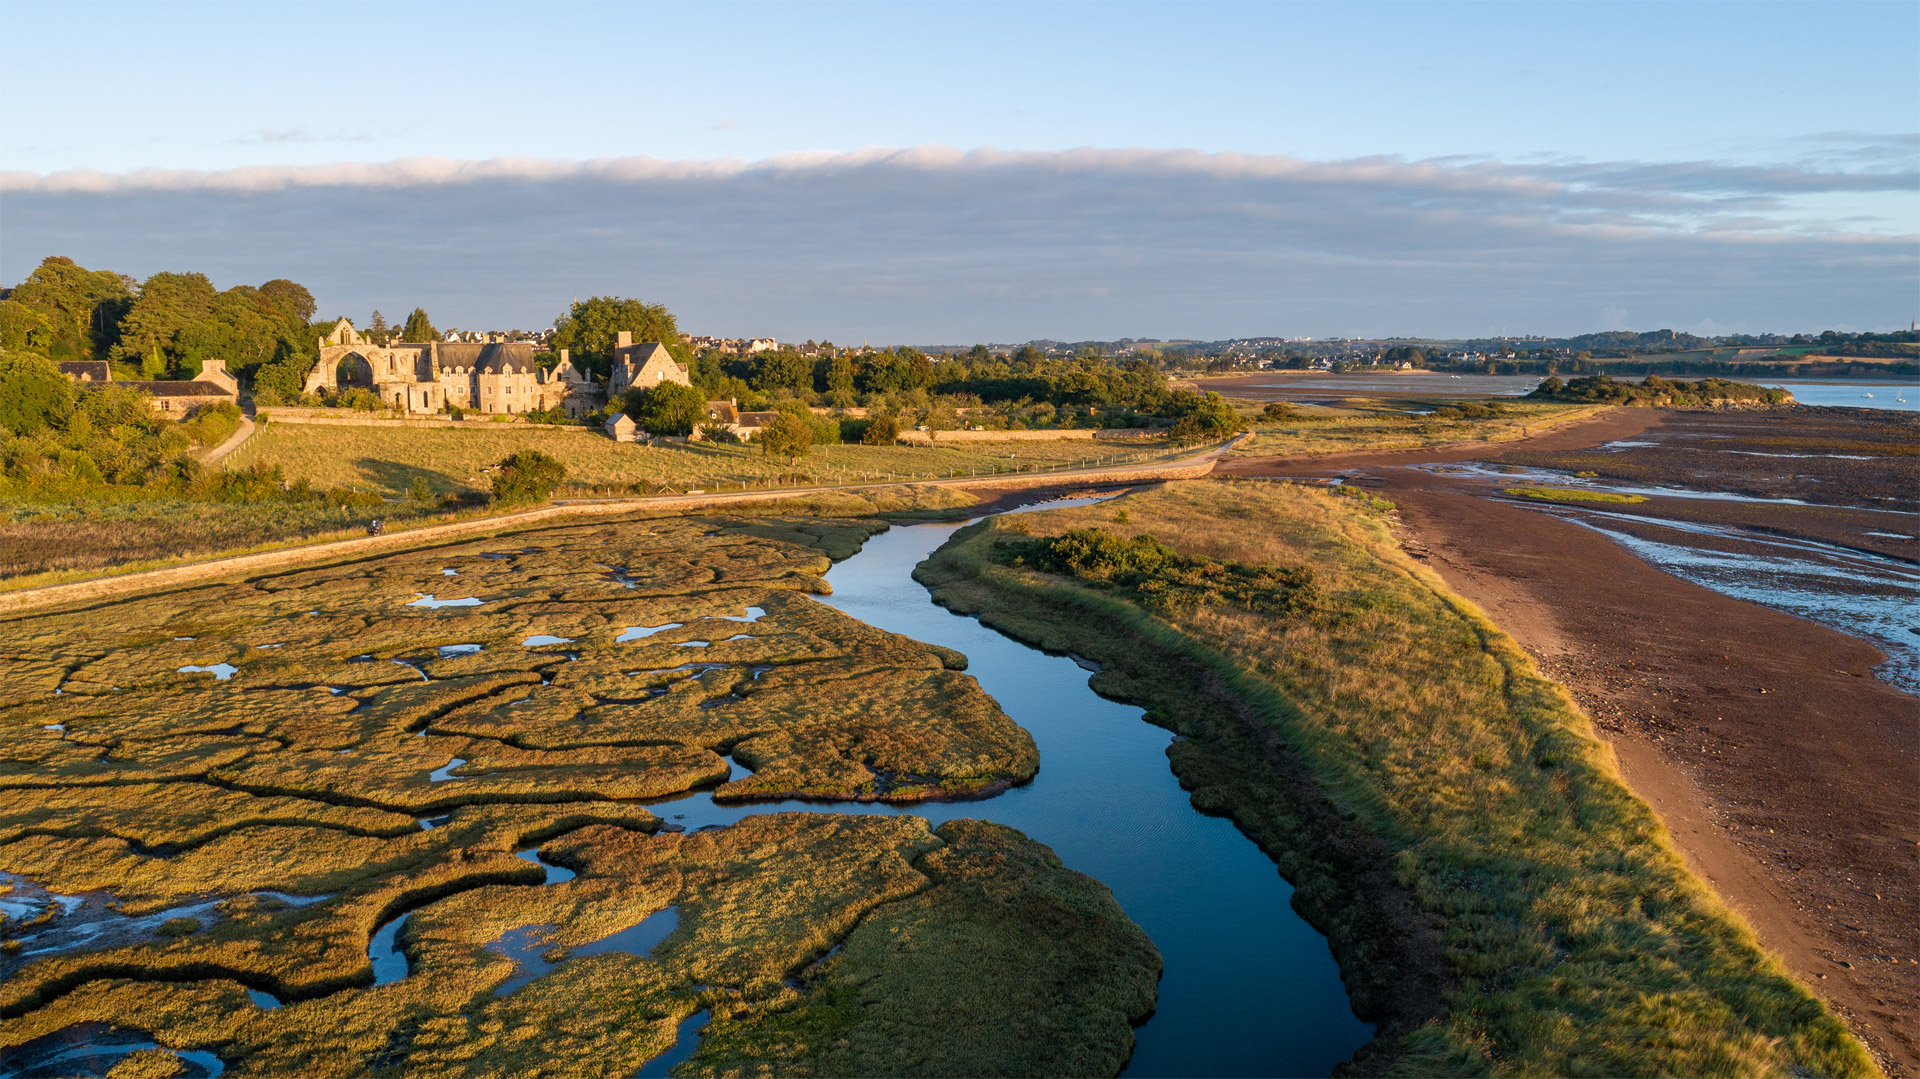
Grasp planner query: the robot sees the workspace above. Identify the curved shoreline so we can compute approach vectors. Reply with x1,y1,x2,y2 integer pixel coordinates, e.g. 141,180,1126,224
1221,409,1919,1075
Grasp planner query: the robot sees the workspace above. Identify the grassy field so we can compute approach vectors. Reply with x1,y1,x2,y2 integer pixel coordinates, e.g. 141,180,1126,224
227,423,1186,497
0,514,1158,1076
1225,401,1609,459
916,480,1874,1077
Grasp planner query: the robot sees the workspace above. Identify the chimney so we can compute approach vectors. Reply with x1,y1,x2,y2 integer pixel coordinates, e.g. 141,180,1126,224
558,348,569,365
616,331,632,348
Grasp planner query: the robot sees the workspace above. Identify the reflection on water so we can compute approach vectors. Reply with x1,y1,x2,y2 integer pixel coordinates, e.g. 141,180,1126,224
1760,381,1919,413
639,513,1372,1077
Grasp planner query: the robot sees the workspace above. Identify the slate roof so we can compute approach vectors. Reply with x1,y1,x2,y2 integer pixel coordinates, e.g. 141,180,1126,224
123,380,232,397
437,342,537,374
57,361,111,381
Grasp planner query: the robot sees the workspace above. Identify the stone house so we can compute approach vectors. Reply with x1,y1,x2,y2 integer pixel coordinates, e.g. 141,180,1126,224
609,333,692,396
604,413,641,443
61,357,241,414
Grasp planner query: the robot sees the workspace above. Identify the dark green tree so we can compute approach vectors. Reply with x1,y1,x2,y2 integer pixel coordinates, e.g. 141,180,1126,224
750,349,811,393
0,256,135,361
550,297,688,377
624,380,707,437
758,410,814,465
399,308,437,343
490,450,568,506
0,351,77,435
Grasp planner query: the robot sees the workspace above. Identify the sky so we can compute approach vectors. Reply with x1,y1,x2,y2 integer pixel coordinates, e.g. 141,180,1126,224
2,0,1915,342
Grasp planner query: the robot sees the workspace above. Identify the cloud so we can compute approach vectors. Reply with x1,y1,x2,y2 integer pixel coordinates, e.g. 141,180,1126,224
225,127,375,146
2,146,1913,340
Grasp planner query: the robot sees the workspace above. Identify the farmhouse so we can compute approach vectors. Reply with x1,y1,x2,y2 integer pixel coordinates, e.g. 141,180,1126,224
609,332,693,395
303,318,610,417
59,357,241,413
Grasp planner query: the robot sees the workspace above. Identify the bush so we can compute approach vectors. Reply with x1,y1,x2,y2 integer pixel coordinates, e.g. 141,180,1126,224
861,413,901,445
208,463,287,504
758,410,815,464
0,351,76,436
407,476,435,503
998,527,1316,615
490,449,567,506
1261,401,1298,422
326,487,384,508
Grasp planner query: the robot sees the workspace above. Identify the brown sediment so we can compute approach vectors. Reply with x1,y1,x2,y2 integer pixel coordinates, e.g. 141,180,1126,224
1221,407,1920,1076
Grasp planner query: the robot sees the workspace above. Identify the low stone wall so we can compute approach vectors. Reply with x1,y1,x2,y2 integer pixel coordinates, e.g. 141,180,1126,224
256,408,601,433
895,428,1164,445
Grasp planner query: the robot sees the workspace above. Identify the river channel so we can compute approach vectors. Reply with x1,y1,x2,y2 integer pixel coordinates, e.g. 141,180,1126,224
644,502,1373,1077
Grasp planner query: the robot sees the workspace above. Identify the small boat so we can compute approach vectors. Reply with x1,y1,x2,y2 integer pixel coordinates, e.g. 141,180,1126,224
1862,393,1874,399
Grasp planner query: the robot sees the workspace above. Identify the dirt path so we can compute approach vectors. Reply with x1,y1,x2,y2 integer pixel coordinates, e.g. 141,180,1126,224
1223,409,1919,1075
199,414,256,465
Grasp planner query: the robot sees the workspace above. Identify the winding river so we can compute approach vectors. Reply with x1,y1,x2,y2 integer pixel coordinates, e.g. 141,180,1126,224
644,503,1373,1077
7,501,1371,1078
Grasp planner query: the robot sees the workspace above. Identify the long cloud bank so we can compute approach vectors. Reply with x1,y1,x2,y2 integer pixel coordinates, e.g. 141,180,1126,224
3,147,1913,339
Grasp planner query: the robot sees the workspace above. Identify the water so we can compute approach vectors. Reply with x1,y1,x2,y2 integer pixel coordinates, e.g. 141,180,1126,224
639,514,1372,1076
488,908,680,996
177,663,238,680
0,1023,225,1078
1760,380,1919,412
407,594,484,609
636,1010,711,1079
1225,373,1545,399
1558,514,1920,693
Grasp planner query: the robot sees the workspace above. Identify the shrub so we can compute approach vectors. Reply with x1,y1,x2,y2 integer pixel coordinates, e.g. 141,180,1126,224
490,449,567,506
998,527,1316,615
1261,401,1298,422
861,413,901,445
326,487,384,508
407,476,435,503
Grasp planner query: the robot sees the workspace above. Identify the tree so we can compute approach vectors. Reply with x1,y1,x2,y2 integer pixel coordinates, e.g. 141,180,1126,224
0,351,77,436
750,349,811,393
490,450,567,506
758,410,814,466
624,380,706,437
860,412,900,445
1261,401,1298,422
368,311,391,346
0,256,135,361
399,308,437,343
550,297,687,377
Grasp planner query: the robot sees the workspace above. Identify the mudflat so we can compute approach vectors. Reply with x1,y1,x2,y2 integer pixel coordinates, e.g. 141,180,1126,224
1221,407,1920,1075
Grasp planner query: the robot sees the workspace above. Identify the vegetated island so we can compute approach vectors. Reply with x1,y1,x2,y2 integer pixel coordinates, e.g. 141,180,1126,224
1527,373,1794,407
914,479,1875,1077
0,515,1158,1077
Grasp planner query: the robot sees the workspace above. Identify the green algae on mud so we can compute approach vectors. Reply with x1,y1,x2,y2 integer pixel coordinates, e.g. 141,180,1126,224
913,481,1877,1078
0,512,1135,1076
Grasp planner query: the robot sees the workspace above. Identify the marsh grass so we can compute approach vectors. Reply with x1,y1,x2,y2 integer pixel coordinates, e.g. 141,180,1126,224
0,514,1084,1076
1228,401,1607,459
1503,486,1649,504
916,481,1875,1077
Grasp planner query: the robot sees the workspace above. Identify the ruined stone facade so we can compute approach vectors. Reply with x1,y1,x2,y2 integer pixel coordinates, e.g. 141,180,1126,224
303,319,604,417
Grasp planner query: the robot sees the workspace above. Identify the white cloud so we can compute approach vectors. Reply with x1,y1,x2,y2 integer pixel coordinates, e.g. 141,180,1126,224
3,145,1913,339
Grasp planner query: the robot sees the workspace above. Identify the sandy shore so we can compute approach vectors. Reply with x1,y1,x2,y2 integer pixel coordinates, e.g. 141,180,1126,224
1221,409,1919,1075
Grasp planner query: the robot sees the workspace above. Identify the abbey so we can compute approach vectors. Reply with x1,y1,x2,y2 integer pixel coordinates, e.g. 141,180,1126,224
302,320,687,417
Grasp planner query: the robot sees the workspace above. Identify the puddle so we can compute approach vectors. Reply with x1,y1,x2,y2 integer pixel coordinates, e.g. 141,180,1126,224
407,595,484,609
616,623,683,642
246,989,282,1011
515,848,577,886
522,635,575,647
1865,531,1915,540
1601,440,1657,449
435,644,482,658
172,636,195,641
43,723,64,733
635,1010,711,1079
714,607,768,623
368,913,412,986
177,664,238,680
0,1023,225,1078
676,641,712,648
391,659,429,682
488,907,679,996
255,644,284,650
417,815,451,831
441,568,458,576
428,758,468,782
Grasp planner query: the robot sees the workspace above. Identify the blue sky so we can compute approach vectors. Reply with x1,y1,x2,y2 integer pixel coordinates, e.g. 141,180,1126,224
3,1,1915,340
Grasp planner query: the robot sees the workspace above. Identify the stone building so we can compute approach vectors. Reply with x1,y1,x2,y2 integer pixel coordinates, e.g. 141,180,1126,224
609,332,692,396
61,357,240,414
302,318,604,417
